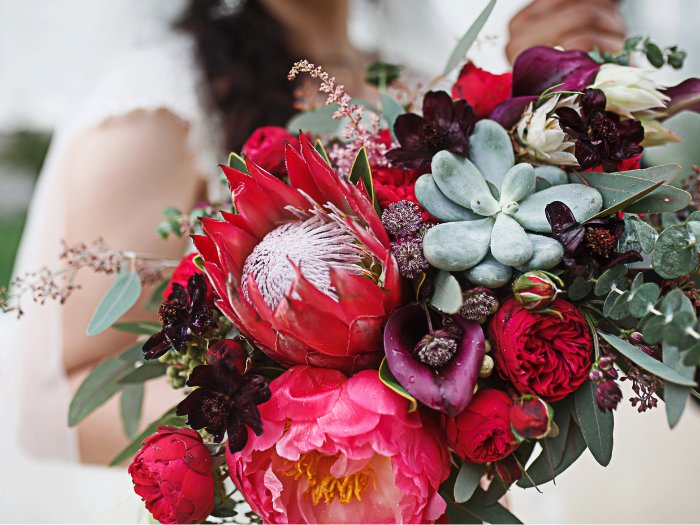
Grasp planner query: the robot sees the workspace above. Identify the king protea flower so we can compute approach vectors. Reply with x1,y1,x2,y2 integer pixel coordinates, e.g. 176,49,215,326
193,137,403,373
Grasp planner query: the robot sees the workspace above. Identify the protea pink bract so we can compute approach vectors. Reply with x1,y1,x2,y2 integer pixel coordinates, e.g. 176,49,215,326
193,137,403,373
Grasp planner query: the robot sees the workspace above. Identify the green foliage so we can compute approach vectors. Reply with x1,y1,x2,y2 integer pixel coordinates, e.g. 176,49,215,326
590,36,687,69
442,0,496,76
454,462,484,503
365,61,402,88
653,221,699,279
348,147,380,213
86,267,142,336
662,344,695,428
120,384,144,438
112,321,161,335
379,94,404,141
574,381,614,466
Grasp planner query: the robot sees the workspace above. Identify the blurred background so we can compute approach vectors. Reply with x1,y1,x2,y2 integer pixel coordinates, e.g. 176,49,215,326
1,0,699,287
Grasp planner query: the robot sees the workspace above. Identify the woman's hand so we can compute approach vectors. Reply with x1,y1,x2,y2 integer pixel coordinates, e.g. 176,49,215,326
506,0,626,63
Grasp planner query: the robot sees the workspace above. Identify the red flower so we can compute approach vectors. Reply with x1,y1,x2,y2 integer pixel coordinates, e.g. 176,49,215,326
585,154,642,173
452,62,513,120
241,126,298,178
489,298,593,401
129,426,214,524
510,396,552,440
444,388,518,464
206,338,248,373
162,253,214,306
194,137,404,373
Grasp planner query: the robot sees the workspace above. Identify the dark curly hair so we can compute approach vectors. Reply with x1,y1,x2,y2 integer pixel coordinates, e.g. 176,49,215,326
178,0,298,152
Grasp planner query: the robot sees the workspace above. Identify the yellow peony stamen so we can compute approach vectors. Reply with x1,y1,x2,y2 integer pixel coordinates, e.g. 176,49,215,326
283,452,377,506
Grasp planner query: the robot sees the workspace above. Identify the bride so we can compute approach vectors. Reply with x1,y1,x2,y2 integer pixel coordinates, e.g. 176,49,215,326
6,0,694,522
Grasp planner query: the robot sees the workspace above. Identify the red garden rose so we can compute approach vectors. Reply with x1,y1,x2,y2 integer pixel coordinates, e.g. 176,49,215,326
451,62,513,120
510,396,552,440
444,388,518,464
129,426,215,524
242,126,298,178
489,298,593,401
162,253,215,306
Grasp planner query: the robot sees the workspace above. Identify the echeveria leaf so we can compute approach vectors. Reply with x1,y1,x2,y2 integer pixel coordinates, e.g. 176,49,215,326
515,234,564,272
430,271,463,314
469,119,515,188
534,165,568,187
432,150,498,213
423,218,493,271
464,252,513,288
499,163,535,205
415,174,481,222
491,213,533,266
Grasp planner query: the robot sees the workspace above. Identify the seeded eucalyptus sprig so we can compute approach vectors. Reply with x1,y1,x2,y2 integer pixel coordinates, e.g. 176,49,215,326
590,36,687,69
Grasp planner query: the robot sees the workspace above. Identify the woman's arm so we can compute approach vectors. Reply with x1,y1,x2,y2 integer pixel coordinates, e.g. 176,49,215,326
61,109,206,464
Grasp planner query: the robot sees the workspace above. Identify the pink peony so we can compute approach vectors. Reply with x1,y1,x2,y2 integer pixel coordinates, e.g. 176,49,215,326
227,366,450,524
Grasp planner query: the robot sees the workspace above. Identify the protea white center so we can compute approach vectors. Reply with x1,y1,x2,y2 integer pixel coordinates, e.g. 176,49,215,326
241,214,364,310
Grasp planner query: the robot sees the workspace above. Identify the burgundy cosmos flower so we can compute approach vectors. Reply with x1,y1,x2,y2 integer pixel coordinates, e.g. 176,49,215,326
176,359,271,453
545,201,642,276
143,274,213,359
556,88,644,172
387,91,475,172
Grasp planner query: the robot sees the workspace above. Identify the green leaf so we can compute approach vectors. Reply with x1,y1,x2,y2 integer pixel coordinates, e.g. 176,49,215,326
625,185,691,214
380,94,404,141
518,419,587,488
586,179,664,220
594,265,628,296
598,332,697,386
86,269,142,336
645,41,665,68
460,499,523,524
227,152,248,174
444,499,481,524
118,362,168,384
365,61,402,87
378,358,418,412
68,358,133,426
454,462,484,503
568,277,593,301
442,0,497,76
112,321,161,335
627,282,661,317
314,139,331,165
287,105,340,134
120,384,144,438
574,381,614,466
652,224,698,279
109,408,186,466
147,278,169,311
348,148,379,213
543,399,573,468
603,289,630,320
624,216,658,253
431,271,463,314
662,344,694,428
118,341,146,363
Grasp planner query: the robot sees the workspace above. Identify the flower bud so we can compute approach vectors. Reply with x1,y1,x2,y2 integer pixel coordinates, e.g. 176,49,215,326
589,369,605,383
512,270,563,310
510,396,553,440
460,287,499,324
595,380,623,412
479,355,494,378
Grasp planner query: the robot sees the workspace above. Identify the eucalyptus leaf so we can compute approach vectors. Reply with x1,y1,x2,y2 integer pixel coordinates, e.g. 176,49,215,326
380,94,404,141
624,216,658,253
594,265,628,296
627,282,661,317
460,499,523,525
598,332,697,386
87,269,142,336
120,383,144,439
652,224,698,279
625,184,691,214
118,362,168,384
454,462,484,503
442,0,497,76
112,321,161,335
568,277,593,301
287,105,340,134
574,381,614,466
586,179,664,220
662,344,694,428
68,358,133,426
365,61,402,87
431,271,464,314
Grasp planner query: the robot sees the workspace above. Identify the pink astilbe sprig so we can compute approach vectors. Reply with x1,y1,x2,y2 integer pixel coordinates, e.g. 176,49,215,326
0,239,175,318
288,60,389,175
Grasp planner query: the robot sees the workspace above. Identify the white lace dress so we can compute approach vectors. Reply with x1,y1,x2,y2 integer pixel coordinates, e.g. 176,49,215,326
0,33,223,523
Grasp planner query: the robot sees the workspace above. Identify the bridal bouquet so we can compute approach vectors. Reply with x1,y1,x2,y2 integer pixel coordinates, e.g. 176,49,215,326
10,1,700,523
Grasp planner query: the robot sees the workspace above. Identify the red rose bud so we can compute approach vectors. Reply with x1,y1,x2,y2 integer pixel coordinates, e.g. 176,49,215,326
129,426,215,524
445,389,518,464
494,455,522,485
512,270,563,310
451,62,513,119
510,396,552,440
489,298,593,401
242,126,298,178
206,338,248,373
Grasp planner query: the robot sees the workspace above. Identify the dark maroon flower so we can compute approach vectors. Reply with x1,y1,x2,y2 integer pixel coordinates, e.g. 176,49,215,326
545,201,642,275
387,91,475,172
206,338,248,373
383,304,485,416
595,380,623,412
176,359,271,453
556,88,644,172
143,274,213,359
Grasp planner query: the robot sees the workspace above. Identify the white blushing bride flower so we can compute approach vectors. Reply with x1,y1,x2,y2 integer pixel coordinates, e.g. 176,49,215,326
591,63,669,116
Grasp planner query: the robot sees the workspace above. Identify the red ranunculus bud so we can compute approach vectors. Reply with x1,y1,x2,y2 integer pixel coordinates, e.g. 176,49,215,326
129,426,214,524
206,338,248,373
512,270,563,310
494,455,522,485
489,298,593,401
510,396,552,440
162,253,215,306
444,389,518,464
451,62,513,120
242,126,298,178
